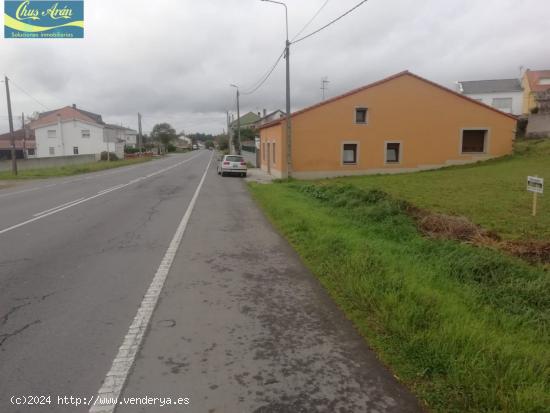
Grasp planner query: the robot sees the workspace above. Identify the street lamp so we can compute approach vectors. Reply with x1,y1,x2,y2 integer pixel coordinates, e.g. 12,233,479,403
261,0,292,178
230,84,241,155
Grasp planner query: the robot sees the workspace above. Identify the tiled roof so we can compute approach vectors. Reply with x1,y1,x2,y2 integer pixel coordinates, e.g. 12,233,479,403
459,79,522,94
525,69,550,92
29,106,104,129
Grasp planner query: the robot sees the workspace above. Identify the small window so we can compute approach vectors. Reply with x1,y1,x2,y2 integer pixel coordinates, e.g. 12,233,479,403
462,130,487,153
491,98,512,112
343,143,357,164
73,146,79,155
49,147,55,155
81,130,90,138
27,148,35,156
355,108,368,124
539,78,550,85
385,142,401,163
47,130,56,139
272,143,276,163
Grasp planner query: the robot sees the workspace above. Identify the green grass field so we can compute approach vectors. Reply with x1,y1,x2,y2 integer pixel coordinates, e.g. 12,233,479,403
325,139,550,240
0,157,151,180
249,182,550,413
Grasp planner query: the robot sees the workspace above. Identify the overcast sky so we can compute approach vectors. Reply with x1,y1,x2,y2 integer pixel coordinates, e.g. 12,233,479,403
1,0,549,135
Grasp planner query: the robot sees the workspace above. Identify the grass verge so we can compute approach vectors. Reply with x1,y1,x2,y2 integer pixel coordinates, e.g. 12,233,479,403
249,181,549,413
0,157,152,180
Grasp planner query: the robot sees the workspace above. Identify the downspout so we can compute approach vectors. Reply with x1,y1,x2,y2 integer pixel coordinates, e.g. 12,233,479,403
57,114,65,155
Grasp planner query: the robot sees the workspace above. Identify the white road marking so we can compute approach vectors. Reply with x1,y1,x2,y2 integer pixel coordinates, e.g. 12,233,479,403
89,153,213,413
33,198,86,217
0,153,205,236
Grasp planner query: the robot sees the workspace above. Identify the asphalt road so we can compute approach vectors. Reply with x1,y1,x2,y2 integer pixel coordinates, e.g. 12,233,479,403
0,151,421,413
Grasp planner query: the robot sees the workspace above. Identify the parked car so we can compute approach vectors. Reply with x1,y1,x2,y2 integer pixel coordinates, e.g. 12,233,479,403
217,155,247,177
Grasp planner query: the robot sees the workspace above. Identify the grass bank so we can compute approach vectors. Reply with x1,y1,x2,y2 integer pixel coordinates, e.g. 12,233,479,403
0,157,152,180
249,181,549,412
326,139,550,240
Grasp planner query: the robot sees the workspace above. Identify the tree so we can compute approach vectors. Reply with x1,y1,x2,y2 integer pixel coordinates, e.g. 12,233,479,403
150,123,177,148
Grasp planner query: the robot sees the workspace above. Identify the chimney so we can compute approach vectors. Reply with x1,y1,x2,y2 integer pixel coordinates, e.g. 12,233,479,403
263,109,267,117
72,104,76,109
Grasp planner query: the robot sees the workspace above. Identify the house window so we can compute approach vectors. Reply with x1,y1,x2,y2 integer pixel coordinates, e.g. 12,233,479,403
462,130,487,153
81,130,90,138
272,143,276,163
343,143,357,164
27,148,35,156
539,78,550,85
73,146,79,155
263,143,266,161
385,142,401,163
355,108,368,124
49,147,55,155
47,130,56,139
491,98,512,112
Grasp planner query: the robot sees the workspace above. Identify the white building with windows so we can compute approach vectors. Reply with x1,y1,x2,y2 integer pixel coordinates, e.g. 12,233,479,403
29,105,125,158
457,78,523,115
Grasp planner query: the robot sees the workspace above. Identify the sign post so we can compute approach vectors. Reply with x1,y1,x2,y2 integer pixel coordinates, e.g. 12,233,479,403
527,176,544,216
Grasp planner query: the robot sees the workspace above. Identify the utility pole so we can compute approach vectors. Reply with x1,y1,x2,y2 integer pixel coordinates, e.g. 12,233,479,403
321,77,330,101
21,112,27,159
4,76,17,175
226,111,231,154
230,84,241,155
137,112,143,154
262,0,291,178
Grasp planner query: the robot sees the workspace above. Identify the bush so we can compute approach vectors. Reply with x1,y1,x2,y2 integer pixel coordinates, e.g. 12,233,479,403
100,151,119,161
166,143,177,152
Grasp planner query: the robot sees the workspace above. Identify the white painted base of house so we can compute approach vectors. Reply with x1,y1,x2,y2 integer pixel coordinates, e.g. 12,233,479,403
286,156,496,180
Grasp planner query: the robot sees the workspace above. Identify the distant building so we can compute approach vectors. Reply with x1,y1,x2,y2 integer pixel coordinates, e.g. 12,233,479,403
522,69,550,114
230,112,261,130
255,109,286,128
26,105,126,158
104,124,138,148
0,128,36,160
457,78,523,115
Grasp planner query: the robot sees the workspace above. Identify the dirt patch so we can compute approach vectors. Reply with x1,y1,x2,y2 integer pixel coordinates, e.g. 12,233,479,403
406,206,550,265
0,181,17,191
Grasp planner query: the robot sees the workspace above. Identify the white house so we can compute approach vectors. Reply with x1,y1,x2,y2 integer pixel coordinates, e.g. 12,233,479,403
105,124,138,148
29,105,125,158
457,79,523,115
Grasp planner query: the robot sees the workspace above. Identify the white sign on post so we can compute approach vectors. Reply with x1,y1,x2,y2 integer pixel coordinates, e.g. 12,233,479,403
527,176,544,194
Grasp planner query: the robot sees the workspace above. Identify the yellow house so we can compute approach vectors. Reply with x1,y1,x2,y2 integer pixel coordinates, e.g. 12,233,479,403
259,71,517,179
522,69,550,114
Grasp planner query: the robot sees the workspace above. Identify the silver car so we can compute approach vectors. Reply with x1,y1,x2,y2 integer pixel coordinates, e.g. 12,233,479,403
217,155,247,177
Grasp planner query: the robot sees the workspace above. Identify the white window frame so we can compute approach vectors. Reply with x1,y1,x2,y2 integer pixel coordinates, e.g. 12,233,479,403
384,140,403,165
47,129,56,139
81,129,91,139
49,147,55,155
491,97,513,112
341,141,359,166
73,146,79,155
354,107,369,125
460,128,490,155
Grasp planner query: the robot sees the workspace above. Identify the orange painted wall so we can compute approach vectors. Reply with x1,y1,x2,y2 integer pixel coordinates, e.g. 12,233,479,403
260,73,516,178
259,122,285,177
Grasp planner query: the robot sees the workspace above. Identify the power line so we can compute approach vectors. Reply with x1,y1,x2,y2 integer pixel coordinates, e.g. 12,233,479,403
241,48,285,96
8,77,50,110
292,0,368,45
291,0,330,41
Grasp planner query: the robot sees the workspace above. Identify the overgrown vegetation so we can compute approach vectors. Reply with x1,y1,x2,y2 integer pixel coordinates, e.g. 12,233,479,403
327,138,550,240
249,181,550,413
0,157,151,180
